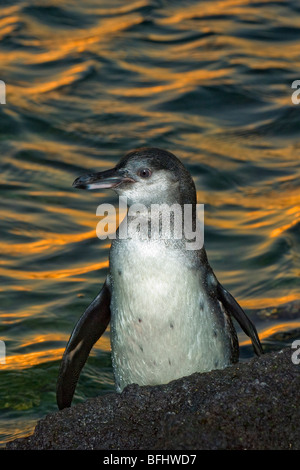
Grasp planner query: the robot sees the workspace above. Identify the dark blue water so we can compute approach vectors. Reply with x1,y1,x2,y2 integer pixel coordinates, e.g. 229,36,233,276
1,0,300,446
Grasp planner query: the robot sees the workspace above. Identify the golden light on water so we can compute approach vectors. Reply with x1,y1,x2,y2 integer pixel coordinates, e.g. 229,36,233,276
241,294,300,310
2,348,65,371
28,260,109,280
239,321,300,348
270,208,300,239
0,229,97,256
1,333,111,371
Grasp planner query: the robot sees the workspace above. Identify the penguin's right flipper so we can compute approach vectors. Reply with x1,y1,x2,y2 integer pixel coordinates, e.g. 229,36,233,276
217,283,263,356
56,279,111,410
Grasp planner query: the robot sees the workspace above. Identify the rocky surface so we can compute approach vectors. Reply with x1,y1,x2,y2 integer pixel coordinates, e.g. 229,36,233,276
6,347,300,450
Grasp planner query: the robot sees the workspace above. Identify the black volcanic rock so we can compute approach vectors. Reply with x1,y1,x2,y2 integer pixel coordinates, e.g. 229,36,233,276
6,347,300,450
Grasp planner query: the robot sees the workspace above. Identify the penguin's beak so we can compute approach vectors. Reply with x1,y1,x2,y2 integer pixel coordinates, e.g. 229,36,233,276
72,168,135,190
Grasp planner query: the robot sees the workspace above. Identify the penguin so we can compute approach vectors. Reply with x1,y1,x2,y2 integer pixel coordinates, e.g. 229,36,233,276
56,147,263,410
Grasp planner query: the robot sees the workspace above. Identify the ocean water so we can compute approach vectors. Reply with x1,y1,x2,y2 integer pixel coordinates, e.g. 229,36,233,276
1,0,300,447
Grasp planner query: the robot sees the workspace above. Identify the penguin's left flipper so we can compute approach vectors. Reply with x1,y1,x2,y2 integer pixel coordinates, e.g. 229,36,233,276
56,279,111,410
217,283,263,356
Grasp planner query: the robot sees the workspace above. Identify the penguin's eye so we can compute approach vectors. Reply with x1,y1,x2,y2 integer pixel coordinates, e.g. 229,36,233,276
137,168,152,178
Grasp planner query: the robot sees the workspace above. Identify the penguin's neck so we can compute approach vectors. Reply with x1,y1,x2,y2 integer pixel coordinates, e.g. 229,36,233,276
117,201,198,245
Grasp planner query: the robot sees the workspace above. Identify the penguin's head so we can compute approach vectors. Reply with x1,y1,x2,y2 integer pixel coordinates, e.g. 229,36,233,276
73,148,196,206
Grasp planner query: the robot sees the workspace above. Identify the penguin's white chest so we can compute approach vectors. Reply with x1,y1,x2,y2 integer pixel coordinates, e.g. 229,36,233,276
109,240,231,392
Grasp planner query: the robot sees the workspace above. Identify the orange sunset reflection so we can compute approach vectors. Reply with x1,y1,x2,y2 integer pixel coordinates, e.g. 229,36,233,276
239,321,300,348
1,333,111,371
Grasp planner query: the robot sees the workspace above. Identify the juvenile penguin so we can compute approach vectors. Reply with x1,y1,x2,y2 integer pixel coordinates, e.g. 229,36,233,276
57,148,263,409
